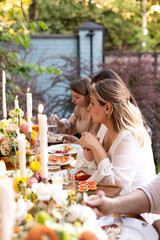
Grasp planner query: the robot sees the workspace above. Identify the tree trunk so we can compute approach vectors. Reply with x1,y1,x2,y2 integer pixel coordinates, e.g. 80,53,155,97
29,0,38,22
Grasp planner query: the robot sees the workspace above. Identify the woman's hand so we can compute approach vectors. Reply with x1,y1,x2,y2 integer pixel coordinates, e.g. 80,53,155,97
50,114,58,125
63,135,79,144
50,114,64,127
87,194,114,216
80,132,100,150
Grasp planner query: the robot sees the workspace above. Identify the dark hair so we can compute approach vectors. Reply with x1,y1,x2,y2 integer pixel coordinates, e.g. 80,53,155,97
92,69,138,107
70,77,91,96
92,69,122,83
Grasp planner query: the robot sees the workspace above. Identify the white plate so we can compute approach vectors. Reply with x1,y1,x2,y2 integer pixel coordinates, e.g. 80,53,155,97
48,134,64,143
97,216,159,240
48,155,74,166
48,143,81,155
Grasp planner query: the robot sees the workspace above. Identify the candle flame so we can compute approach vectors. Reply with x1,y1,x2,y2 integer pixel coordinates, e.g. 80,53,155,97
0,161,6,177
38,104,44,114
27,87,30,93
15,95,18,100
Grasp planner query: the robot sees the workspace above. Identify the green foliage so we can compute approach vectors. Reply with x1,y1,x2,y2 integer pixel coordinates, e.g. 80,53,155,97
0,7,61,104
36,0,160,51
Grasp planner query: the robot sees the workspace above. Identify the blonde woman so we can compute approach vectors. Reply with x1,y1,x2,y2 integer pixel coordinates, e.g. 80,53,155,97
79,78,156,195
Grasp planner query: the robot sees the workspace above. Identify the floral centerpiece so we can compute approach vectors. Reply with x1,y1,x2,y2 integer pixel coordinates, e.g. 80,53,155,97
0,108,37,166
5,157,108,240
13,182,107,240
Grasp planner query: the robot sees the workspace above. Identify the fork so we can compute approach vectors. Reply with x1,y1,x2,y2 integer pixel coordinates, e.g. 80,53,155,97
113,214,125,225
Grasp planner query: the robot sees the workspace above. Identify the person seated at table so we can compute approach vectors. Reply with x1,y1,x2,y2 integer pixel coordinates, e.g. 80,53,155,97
87,173,160,236
50,77,100,141
79,78,156,196
76,69,144,169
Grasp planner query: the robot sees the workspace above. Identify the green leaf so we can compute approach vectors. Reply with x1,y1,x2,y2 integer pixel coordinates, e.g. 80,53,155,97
38,21,48,30
29,22,40,32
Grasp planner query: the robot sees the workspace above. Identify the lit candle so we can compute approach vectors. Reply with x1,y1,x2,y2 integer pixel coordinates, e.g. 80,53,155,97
38,104,48,180
26,88,32,133
2,71,7,119
17,133,26,178
0,179,15,240
14,95,19,109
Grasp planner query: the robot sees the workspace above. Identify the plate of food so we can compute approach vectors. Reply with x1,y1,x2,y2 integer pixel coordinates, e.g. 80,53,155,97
48,134,64,144
48,143,81,155
97,216,159,240
48,154,74,166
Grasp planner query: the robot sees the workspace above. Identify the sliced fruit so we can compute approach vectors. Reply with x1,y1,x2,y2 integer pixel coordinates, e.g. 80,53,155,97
88,185,97,190
79,181,88,185
78,185,88,192
87,181,97,186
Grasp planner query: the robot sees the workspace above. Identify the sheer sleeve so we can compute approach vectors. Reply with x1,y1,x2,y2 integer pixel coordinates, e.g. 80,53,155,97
58,108,78,135
88,134,142,194
109,138,142,194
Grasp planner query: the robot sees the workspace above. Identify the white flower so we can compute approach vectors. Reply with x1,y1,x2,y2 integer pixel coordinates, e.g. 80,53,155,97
0,119,9,130
32,182,68,204
66,204,97,224
14,199,33,225
9,108,24,118
46,221,78,236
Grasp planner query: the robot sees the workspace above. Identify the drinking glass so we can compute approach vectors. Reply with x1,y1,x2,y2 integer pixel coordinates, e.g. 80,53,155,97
63,169,76,204
48,158,61,171
48,125,58,143
48,124,58,135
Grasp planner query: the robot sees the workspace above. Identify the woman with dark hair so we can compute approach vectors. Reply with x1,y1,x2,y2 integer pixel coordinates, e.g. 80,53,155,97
50,77,100,137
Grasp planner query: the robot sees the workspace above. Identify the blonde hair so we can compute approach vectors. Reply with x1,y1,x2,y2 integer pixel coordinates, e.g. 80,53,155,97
91,79,150,146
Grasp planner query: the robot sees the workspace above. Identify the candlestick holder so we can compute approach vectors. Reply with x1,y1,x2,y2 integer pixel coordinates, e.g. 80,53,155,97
41,178,48,184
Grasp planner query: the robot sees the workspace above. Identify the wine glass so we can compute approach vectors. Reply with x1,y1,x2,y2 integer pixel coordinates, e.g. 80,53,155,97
48,124,58,136
63,170,76,205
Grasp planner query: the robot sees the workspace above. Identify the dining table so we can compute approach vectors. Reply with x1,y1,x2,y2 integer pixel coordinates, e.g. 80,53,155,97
1,137,159,240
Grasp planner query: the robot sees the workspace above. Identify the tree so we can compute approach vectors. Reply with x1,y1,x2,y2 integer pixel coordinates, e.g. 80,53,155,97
36,0,160,51
0,3,61,114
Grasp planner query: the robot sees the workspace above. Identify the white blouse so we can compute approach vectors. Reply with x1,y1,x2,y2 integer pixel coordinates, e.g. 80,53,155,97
76,125,156,195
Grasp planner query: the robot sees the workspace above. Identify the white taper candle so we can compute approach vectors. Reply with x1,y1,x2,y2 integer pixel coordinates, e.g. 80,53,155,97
0,179,15,240
2,71,7,119
38,105,48,179
14,95,19,109
17,133,26,178
26,88,32,133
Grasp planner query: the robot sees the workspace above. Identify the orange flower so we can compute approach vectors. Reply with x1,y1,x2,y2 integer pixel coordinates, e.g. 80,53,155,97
26,225,60,240
79,232,98,240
